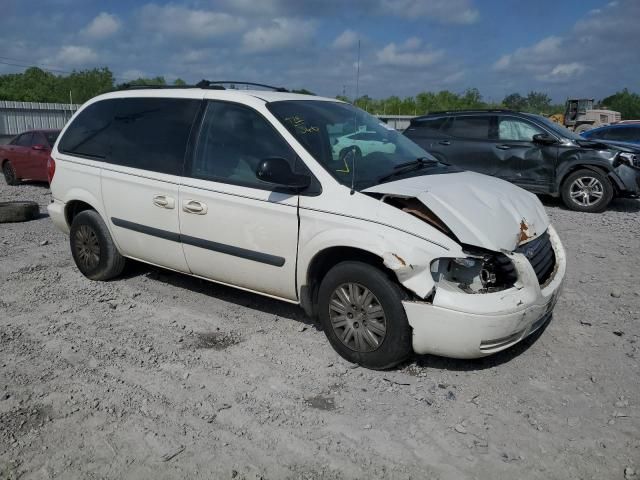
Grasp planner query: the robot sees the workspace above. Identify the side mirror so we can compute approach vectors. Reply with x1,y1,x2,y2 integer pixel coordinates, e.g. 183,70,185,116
533,133,557,145
32,144,48,151
256,157,311,191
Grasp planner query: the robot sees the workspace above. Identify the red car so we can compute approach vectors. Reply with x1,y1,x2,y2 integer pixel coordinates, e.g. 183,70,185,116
1,129,60,185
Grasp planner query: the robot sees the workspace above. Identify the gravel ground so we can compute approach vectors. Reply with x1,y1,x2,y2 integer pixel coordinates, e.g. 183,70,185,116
0,181,639,480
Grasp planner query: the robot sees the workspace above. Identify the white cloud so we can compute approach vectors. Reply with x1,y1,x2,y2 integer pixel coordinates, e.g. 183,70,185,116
379,0,479,24
376,38,442,68
53,45,98,66
242,18,315,53
82,12,121,39
332,29,358,49
537,63,586,83
139,4,246,40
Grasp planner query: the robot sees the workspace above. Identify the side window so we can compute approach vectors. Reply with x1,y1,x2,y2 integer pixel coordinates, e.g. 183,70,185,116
59,100,117,158
448,116,492,140
110,98,200,175
190,101,297,188
606,127,637,141
407,117,450,138
16,133,33,147
498,117,544,142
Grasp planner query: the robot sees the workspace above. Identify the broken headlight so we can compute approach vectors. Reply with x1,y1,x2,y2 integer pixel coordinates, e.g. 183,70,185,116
430,252,517,294
614,152,639,168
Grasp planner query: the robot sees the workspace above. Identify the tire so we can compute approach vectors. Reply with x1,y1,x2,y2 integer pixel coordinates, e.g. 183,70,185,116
317,261,412,370
561,168,613,213
70,210,125,281
3,161,20,185
0,201,39,223
575,124,592,134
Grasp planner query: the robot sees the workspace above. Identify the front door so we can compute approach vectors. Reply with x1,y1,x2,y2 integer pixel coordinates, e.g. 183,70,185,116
179,101,299,300
493,115,556,192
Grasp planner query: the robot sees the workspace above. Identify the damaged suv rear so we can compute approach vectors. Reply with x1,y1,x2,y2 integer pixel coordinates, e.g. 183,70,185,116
270,99,566,367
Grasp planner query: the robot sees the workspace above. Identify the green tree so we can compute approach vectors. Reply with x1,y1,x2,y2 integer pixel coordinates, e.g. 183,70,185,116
601,89,640,120
502,93,527,111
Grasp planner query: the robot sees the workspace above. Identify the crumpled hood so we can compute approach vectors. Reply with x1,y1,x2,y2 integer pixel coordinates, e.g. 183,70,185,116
363,171,550,252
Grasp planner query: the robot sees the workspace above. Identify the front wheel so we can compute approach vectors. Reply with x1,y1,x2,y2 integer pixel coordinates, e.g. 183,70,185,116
561,168,613,213
317,261,412,370
70,210,126,280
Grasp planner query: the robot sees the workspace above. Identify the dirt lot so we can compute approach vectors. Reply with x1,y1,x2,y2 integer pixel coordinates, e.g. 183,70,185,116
1,181,639,480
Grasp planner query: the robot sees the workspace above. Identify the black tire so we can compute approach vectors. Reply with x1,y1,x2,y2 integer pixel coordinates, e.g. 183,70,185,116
3,161,20,185
560,168,613,213
0,201,39,223
70,210,125,281
317,261,411,370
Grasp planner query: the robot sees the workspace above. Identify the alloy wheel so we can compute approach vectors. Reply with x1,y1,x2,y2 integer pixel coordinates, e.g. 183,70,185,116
328,282,387,352
569,176,604,207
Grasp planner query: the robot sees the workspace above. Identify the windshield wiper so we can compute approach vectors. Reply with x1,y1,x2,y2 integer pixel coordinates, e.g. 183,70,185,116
378,157,437,183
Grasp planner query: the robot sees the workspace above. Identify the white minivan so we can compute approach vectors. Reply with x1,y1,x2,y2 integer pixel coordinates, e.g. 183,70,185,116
48,83,566,369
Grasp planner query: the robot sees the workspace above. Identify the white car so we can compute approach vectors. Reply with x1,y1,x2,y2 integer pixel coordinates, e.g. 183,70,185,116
47,83,566,369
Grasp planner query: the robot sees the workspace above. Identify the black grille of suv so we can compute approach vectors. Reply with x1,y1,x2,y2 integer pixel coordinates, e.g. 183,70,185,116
516,231,556,285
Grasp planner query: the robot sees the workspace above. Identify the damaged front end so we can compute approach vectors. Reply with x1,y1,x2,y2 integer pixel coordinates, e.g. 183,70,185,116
363,172,566,358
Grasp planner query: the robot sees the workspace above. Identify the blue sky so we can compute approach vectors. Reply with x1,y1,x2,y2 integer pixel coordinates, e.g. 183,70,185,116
0,0,637,102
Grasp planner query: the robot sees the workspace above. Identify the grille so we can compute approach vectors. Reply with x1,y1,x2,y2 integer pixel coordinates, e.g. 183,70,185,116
516,231,556,285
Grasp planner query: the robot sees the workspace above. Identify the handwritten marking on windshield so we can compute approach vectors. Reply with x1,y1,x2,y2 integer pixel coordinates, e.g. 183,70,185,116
285,116,319,134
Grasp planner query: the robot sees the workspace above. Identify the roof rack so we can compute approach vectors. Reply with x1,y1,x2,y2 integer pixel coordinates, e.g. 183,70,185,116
196,80,289,92
423,109,515,116
117,80,289,92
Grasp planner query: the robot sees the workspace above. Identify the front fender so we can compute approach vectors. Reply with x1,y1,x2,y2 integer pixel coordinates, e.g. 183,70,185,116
297,211,458,299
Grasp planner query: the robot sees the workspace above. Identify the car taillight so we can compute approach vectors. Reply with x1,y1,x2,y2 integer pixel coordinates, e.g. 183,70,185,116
47,156,56,184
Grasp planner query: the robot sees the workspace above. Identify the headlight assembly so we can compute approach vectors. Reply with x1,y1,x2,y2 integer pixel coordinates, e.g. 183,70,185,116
614,151,639,168
431,252,517,294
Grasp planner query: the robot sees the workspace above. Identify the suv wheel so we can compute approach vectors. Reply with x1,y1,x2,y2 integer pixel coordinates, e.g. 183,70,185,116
317,261,412,369
70,210,126,280
561,168,613,213
3,161,19,185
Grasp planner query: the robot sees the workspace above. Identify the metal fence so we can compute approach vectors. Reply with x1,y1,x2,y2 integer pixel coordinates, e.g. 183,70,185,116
0,101,79,142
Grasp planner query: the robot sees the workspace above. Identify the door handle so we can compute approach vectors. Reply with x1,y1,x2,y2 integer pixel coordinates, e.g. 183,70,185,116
153,195,175,209
183,199,208,215
496,144,511,150
438,140,451,146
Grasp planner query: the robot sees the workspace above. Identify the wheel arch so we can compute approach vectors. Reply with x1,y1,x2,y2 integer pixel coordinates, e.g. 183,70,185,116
300,246,393,319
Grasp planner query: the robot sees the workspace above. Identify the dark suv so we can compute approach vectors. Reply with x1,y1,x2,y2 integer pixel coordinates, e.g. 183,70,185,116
404,110,640,212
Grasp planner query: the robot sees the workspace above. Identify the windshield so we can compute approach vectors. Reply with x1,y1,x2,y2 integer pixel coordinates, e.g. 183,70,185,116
526,114,583,141
268,100,452,190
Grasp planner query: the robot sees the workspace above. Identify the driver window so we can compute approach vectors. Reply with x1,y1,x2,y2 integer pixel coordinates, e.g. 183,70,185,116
191,102,297,188
499,118,543,142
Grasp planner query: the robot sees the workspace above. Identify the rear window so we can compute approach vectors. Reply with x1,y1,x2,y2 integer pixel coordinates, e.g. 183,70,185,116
406,117,450,138
448,116,492,140
59,97,200,175
59,100,117,159
604,126,639,142
110,98,200,175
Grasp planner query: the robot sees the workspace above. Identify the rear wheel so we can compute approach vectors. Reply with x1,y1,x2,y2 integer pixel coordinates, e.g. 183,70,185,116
561,168,613,213
70,210,125,280
3,161,19,185
318,261,412,369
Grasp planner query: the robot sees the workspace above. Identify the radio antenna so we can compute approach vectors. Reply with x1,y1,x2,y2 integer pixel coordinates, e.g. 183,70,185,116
350,38,361,195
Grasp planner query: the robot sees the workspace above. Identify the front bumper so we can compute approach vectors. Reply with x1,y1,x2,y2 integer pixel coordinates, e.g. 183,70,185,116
610,164,640,197
404,225,566,359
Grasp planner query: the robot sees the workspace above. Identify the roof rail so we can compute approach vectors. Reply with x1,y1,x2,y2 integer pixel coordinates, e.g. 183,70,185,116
196,80,288,92
117,83,215,91
423,108,515,115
